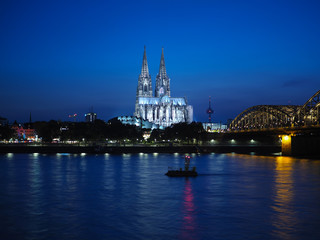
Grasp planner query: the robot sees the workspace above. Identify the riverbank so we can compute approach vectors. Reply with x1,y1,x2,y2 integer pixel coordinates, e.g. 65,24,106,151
0,144,280,155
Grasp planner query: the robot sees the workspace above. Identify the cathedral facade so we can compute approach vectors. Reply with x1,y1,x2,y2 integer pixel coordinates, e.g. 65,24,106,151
134,47,193,128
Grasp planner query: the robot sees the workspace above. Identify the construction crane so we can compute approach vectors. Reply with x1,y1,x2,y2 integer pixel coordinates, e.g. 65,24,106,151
68,113,77,122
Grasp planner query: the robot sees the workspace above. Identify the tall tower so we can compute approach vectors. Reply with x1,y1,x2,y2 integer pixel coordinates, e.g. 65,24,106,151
27,112,32,129
155,48,170,97
135,46,152,117
206,96,214,123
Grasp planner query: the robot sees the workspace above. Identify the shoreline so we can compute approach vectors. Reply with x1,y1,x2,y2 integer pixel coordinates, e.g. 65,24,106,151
0,144,281,155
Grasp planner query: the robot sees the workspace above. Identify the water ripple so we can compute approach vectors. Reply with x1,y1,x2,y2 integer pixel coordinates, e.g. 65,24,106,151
1,153,320,239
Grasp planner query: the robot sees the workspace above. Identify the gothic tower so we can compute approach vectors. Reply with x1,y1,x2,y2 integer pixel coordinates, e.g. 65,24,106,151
135,46,152,117
155,48,170,97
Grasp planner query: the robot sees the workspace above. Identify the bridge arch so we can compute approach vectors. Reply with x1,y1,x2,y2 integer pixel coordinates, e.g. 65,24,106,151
297,90,320,125
229,89,320,130
230,105,299,130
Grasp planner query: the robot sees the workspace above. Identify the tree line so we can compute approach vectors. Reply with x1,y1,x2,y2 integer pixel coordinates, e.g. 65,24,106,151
0,118,209,144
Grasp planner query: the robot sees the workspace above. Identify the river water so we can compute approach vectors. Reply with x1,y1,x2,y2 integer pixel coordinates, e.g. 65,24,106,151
0,153,320,240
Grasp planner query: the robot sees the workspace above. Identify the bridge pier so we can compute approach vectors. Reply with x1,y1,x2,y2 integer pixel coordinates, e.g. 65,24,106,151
281,134,320,157
281,135,292,156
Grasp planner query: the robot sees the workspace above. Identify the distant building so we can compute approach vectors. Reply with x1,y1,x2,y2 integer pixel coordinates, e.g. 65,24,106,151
117,116,155,129
85,112,97,122
134,47,193,128
202,122,227,132
11,121,37,140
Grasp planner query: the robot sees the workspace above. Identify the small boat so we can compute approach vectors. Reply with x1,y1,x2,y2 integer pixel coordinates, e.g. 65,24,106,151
165,155,198,177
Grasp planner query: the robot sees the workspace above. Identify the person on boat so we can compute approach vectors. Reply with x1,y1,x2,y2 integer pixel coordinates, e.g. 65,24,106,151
184,155,191,171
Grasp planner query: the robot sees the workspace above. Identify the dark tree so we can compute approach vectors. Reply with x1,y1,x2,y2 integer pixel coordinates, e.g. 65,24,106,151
149,129,164,142
0,125,14,140
163,122,206,144
107,118,143,142
33,120,60,143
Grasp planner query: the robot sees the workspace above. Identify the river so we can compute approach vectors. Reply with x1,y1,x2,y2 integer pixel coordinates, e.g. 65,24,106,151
0,153,320,240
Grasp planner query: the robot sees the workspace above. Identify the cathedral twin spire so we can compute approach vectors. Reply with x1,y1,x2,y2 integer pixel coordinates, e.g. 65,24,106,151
141,46,150,78
137,46,152,98
134,46,193,125
137,46,170,99
155,48,170,97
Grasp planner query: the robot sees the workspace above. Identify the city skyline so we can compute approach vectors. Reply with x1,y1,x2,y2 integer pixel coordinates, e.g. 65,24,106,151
1,0,320,123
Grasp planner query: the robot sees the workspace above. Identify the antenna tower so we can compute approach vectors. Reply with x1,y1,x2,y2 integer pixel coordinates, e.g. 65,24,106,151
206,96,214,123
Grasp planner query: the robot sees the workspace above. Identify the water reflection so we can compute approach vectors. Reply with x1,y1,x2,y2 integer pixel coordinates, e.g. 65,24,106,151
272,156,298,239
6,153,15,192
27,153,46,238
1,153,320,239
104,153,110,160
180,179,197,240
122,153,132,160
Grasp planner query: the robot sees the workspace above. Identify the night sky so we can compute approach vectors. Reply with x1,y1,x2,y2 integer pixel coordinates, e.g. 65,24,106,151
1,0,320,123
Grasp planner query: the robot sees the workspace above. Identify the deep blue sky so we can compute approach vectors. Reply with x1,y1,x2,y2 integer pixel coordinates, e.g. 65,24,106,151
1,0,320,123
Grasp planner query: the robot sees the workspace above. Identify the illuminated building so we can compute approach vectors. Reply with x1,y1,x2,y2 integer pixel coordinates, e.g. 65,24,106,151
85,112,97,122
134,46,193,128
202,122,227,132
11,121,37,141
117,116,153,129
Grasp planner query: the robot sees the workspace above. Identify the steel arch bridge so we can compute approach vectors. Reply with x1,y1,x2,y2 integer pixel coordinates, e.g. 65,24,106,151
229,90,320,130
297,90,320,125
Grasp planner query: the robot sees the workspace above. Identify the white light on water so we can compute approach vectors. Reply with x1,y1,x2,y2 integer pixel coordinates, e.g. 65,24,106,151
57,153,70,156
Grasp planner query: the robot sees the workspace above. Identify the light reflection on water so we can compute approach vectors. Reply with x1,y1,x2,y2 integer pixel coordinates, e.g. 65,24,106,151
26,154,45,239
271,157,297,239
1,153,320,240
180,179,198,240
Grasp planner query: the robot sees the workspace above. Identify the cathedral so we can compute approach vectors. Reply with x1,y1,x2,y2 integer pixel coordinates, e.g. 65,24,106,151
134,46,193,128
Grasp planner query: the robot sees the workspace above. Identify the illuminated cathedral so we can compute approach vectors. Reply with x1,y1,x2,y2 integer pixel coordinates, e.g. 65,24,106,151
134,46,193,128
